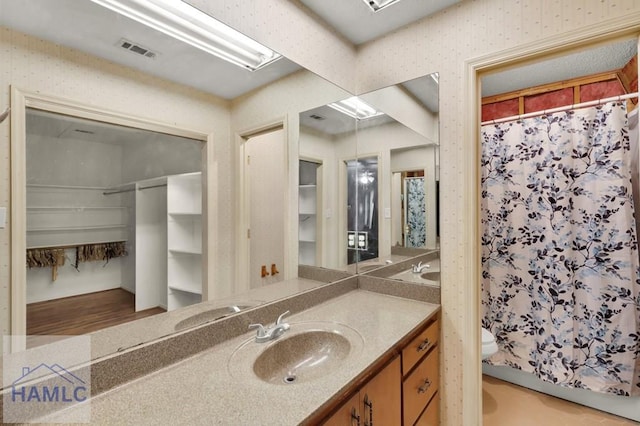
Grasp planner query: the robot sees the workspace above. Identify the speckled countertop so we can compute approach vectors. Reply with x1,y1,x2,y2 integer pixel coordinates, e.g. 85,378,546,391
42,290,439,425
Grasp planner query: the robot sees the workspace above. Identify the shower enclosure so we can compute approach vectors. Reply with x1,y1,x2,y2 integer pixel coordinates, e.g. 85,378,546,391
481,100,640,420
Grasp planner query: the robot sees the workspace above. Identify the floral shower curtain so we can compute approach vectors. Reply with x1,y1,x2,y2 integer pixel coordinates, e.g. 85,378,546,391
405,177,426,247
481,101,640,396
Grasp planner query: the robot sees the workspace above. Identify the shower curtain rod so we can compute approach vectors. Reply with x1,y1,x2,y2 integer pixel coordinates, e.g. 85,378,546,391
481,92,639,126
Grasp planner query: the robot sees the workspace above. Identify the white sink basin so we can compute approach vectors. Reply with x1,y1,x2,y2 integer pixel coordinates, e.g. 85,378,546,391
228,321,364,385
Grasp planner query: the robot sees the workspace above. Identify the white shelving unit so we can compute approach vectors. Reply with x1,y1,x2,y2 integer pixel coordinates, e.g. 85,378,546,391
299,161,321,266
167,172,202,311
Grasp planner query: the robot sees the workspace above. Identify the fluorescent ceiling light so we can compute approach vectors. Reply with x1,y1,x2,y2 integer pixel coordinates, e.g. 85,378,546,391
90,0,281,71
362,0,402,12
328,97,385,120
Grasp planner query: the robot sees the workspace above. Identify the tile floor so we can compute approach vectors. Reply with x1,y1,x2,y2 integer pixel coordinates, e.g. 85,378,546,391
483,375,639,425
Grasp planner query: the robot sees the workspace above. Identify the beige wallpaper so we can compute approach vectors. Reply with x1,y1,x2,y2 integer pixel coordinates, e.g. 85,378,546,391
0,27,233,349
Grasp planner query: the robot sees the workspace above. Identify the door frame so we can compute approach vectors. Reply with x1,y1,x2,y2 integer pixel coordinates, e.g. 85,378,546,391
464,20,640,422
9,87,213,352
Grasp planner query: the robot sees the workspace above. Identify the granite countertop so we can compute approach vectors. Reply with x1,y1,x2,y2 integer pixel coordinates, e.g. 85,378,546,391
89,277,328,360
42,290,439,425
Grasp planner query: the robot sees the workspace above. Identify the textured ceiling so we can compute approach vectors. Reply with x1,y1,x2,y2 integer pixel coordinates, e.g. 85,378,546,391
481,39,637,97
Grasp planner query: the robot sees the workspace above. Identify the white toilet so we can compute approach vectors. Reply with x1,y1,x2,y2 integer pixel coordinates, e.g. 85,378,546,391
482,327,498,360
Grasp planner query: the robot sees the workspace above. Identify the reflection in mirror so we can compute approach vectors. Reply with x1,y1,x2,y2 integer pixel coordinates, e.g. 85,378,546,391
298,103,358,270
298,73,440,276
25,109,204,347
4,2,356,357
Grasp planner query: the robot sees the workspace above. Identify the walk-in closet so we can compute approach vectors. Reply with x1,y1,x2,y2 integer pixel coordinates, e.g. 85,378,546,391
25,109,204,341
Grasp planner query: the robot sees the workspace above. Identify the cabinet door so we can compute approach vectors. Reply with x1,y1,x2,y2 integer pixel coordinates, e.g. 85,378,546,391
323,392,361,426
360,356,401,426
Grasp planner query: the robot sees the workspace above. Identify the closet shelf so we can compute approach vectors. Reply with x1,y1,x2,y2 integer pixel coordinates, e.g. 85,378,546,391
168,211,202,216
168,248,202,255
27,225,128,232
299,239,316,243
168,283,202,295
28,206,127,211
26,184,107,190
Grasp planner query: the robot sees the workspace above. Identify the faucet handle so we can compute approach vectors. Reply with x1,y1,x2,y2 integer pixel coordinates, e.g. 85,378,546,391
248,323,267,338
276,310,290,325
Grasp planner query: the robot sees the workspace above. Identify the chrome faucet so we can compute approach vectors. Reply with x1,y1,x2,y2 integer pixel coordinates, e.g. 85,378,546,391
248,310,290,343
412,261,431,273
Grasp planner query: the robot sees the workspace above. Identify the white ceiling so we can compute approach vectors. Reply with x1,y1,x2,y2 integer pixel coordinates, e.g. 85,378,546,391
26,109,200,146
299,0,461,45
0,0,301,100
481,39,637,97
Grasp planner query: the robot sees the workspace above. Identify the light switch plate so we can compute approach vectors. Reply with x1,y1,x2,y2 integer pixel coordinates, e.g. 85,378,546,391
0,207,6,228
384,207,391,219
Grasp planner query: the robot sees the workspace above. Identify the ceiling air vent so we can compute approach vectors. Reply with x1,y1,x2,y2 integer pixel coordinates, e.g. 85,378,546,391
310,114,326,120
118,38,158,59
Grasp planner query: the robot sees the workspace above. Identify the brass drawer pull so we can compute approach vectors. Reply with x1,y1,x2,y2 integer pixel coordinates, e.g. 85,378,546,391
417,378,432,394
351,407,361,426
364,394,373,426
417,338,431,352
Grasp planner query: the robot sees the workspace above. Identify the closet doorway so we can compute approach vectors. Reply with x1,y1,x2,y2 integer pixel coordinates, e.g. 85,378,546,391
238,125,287,290
10,89,212,351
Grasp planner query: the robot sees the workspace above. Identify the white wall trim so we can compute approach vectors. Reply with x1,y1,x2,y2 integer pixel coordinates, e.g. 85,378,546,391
466,18,640,425
9,87,213,352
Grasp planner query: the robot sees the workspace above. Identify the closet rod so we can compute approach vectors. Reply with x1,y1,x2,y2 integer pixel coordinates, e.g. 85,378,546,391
103,183,167,195
138,183,167,191
481,92,639,126
103,188,135,195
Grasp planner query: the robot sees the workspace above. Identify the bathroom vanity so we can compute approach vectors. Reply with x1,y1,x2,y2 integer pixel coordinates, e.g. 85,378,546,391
30,285,440,425
316,313,439,425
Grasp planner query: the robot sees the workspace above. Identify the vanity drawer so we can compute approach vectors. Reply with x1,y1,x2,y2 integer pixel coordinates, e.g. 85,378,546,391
403,348,439,426
402,318,439,376
414,392,439,426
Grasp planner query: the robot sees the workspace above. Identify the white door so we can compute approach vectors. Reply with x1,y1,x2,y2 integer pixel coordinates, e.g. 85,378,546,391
245,128,286,289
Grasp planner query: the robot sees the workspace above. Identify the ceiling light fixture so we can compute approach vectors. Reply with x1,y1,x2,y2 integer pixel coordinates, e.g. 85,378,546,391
90,0,281,71
328,97,384,120
362,0,402,12
430,73,439,84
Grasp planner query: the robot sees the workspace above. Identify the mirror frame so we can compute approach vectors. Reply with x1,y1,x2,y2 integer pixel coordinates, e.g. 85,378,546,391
9,86,215,353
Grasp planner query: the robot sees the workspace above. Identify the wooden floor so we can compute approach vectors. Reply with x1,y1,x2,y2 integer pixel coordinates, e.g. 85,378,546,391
483,375,639,425
27,288,165,342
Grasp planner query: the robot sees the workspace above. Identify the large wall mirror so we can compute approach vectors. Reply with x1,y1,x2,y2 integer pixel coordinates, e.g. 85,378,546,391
298,73,440,273
3,1,439,358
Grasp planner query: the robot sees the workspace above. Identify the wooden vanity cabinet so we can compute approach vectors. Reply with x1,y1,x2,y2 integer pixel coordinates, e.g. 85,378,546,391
318,314,440,426
402,317,439,425
323,356,401,426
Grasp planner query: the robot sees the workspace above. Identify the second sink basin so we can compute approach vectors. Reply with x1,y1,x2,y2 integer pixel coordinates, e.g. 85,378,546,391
228,321,364,385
